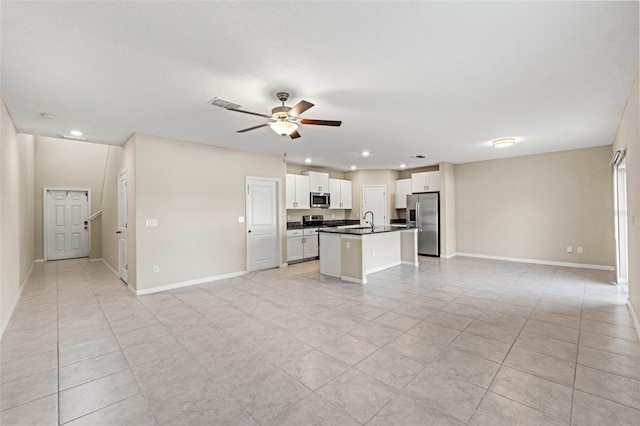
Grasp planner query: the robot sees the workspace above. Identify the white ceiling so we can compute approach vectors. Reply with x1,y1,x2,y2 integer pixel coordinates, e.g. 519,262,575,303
2,1,638,170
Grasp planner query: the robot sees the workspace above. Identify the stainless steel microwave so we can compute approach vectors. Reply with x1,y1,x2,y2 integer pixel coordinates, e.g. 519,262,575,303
310,192,330,208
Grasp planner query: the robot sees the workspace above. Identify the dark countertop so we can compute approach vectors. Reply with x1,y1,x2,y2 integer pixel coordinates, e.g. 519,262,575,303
287,219,359,230
318,226,415,235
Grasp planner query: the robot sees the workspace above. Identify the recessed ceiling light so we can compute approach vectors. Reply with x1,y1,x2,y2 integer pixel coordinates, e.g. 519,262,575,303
304,158,312,163
362,151,370,157
400,164,406,169
350,165,356,170
70,130,83,136
492,137,516,148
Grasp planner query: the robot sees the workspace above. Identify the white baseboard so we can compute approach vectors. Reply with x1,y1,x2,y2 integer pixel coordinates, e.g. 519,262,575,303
627,300,640,340
454,252,614,271
440,252,458,259
89,258,102,262
367,261,402,275
1,260,35,339
134,270,248,296
341,275,366,284
34,258,45,263
402,260,420,266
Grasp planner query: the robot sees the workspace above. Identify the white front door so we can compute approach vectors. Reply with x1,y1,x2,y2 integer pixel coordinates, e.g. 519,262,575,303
118,170,128,283
363,185,387,226
246,177,280,272
45,189,90,260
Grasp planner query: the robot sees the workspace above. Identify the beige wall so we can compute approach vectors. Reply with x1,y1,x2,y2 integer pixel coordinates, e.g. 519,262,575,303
439,162,457,257
286,164,346,179
34,136,110,260
345,169,400,223
133,133,285,291
398,165,439,179
612,71,640,319
455,145,614,266
1,99,35,333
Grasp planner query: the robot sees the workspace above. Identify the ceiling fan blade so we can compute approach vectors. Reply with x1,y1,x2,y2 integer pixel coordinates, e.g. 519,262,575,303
228,108,271,118
288,100,314,116
237,123,271,133
299,119,342,127
289,130,301,139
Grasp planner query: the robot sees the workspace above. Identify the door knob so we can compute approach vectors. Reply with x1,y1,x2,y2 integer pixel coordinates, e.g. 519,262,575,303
248,230,252,233
116,231,121,234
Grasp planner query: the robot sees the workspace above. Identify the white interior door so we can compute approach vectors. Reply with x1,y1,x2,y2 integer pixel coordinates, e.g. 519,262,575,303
363,185,387,226
247,177,280,272
46,189,90,260
118,170,128,283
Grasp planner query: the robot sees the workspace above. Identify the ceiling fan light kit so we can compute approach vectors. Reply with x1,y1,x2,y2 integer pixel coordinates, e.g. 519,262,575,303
212,92,341,140
271,120,298,136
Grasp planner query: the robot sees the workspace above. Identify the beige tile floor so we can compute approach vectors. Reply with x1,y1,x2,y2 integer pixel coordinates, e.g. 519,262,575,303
1,257,639,425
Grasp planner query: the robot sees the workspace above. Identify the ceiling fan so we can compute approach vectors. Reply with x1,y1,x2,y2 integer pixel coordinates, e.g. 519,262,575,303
210,92,341,139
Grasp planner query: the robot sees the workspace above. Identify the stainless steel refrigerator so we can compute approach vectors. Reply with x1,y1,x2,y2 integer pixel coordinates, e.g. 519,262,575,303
406,193,440,256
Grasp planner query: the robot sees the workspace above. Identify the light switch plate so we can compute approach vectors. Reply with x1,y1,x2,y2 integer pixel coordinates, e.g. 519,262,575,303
238,216,245,223
146,219,158,227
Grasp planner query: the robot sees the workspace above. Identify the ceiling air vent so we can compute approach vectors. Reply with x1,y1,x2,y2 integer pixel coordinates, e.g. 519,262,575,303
411,155,426,159
208,97,241,110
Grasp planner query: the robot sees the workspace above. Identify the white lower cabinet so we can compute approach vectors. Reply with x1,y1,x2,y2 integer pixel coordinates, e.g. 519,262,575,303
286,228,319,262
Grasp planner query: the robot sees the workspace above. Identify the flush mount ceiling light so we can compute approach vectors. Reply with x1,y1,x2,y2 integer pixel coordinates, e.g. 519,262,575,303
362,151,370,157
270,120,299,136
492,137,516,148
304,158,312,163
70,130,83,137
400,164,406,169
61,134,87,141
350,165,356,170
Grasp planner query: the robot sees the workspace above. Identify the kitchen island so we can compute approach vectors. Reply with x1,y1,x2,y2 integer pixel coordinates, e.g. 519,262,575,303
319,226,418,284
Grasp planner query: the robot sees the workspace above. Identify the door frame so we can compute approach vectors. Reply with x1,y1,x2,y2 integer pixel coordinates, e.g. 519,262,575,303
612,153,629,287
43,187,92,261
362,184,387,226
245,176,283,271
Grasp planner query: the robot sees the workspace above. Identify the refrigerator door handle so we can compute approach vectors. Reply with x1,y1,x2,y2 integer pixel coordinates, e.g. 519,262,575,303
416,202,421,231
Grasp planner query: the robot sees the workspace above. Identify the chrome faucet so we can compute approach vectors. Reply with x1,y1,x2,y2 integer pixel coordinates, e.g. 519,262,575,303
363,211,375,229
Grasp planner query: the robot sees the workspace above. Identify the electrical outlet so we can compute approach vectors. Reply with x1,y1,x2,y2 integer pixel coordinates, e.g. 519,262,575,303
153,265,159,273
346,242,351,249
577,247,583,254
566,246,573,253
371,251,375,258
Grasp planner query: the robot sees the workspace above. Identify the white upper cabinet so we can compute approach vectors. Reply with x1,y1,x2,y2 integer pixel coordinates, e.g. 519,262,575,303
286,174,310,209
411,171,440,193
329,178,352,209
395,179,411,209
303,171,330,193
